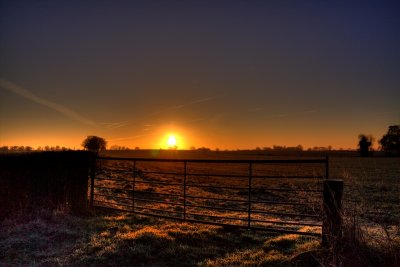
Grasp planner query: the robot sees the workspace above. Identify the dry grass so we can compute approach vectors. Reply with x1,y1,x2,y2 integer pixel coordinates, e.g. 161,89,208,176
0,209,320,266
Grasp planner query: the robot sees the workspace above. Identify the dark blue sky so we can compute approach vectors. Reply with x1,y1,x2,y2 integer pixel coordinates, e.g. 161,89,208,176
1,1,399,149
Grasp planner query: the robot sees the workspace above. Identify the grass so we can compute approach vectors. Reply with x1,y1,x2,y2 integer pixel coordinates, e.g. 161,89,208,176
0,209,320,266
1,208,397,266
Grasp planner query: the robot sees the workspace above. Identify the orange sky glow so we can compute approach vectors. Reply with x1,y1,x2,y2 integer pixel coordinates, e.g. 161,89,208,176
0,2,399,150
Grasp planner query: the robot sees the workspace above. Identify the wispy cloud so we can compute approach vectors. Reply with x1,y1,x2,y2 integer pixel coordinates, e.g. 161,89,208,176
190,95,221,104
171,104,185,109
248,107,264,112
169,95,221,110
180,117,206,125
150,94,224,116
0,78,95,125
108,133,153,142
100,121,131,129
266,109,317,119
373,111,397,115
209,113,227,123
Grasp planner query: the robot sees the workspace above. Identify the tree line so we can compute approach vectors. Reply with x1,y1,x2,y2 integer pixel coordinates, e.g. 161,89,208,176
0,145,72,152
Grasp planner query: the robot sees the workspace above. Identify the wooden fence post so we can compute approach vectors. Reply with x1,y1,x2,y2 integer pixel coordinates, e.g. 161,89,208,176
322,179,344,247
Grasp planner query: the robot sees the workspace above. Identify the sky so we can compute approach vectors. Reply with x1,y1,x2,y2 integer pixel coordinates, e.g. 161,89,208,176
1,1,399,150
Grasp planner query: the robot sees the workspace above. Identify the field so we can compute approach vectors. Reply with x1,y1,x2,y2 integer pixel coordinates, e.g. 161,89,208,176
1,150,399,266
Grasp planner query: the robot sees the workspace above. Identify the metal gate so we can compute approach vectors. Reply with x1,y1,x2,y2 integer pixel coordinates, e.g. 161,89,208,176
90,157,329,237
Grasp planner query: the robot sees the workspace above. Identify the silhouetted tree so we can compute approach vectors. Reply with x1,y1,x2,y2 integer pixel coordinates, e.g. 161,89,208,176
379,125,400,156
358,134,373,157
82,136,107,153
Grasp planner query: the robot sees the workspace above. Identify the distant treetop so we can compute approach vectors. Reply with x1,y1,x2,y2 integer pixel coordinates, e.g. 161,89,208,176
82,136,107,153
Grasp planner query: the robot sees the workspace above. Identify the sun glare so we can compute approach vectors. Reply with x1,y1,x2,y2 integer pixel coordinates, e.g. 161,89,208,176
158,127,187,149
167,135,177,148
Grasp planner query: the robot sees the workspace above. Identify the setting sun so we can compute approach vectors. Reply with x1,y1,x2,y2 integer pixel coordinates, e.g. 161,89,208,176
167,135,177,148
157,125,188,150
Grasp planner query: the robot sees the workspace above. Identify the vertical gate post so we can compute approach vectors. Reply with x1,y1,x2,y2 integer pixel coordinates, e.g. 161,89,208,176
89,154,96,208
132,160,136,213
325,155,329,179
183,161,187,220
248,162,252,228
322,179,344,247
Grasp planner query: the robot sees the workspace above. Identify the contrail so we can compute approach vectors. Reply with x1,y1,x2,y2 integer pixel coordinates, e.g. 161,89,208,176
0,78,95,125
